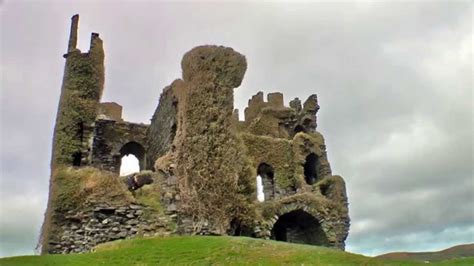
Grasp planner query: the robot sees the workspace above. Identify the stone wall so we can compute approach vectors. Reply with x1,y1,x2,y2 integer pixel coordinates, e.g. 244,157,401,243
98,102,123,122
48,204,176,254
90,120,149,173
145,82,180,170
44,16,350,253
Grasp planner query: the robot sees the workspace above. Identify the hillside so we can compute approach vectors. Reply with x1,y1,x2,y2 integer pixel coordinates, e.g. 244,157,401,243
2,236,473,265
377,243,474,262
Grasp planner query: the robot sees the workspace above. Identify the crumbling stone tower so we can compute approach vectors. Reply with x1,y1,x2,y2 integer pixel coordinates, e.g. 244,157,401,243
41,15,350,254
51,14,104,167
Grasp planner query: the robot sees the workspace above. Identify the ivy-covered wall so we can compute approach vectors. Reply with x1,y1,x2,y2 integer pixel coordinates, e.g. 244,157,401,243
43,15,350,254
174,46,255,235
51,33,104,167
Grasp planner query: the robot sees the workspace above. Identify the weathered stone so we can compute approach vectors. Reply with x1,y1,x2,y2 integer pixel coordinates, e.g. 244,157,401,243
167,204,177,212
42,15,349,255
129,204,142,210
126,219,139,225
181,45,247,88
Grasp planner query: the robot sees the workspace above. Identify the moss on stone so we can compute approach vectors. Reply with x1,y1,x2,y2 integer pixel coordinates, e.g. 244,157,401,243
246,107,296,138
174,46,254,234
313,175,349,211
52,45,104,166
241,133,298,189
51,167,132,212
41,166,132,253
257,193,330,220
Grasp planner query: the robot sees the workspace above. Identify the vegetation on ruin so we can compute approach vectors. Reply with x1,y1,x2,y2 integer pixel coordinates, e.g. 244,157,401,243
246,107,296,138
51,167,133,212
241,133,300,189
174,46,255,234
3,236,472,265
41,167,168,253
52,47,104,165
40,166,132,253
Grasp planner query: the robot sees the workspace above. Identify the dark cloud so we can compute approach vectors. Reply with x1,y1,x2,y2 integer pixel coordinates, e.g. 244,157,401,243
1,0,472,257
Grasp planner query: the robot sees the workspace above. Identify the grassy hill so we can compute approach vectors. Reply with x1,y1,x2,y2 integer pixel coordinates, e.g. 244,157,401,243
377,243,474,263
1,236,473,265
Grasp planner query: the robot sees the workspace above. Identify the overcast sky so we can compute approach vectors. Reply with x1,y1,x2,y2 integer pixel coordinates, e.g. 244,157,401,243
1,0,472,258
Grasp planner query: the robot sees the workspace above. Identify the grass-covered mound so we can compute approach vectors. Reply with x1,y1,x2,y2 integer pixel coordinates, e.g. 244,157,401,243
3,236,473,265
50,167,133,212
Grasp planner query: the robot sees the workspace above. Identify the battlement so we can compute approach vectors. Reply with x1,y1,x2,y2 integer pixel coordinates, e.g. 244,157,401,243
242,91,320,138
244,92,284,122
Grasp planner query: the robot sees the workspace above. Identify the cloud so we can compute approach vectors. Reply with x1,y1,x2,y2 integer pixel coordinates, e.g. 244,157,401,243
1,0,472,257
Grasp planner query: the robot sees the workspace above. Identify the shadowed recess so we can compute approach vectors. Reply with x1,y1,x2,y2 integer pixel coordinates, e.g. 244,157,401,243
271,210,330,246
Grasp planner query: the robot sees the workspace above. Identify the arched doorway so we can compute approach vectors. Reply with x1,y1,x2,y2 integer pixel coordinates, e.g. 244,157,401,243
271,209,329,246
304,153,319,185
120,154,140,176
257,163,275,201
118,141,145,175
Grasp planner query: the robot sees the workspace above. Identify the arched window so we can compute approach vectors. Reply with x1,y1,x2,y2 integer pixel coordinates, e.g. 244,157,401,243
257,163,275,201
118,141,145,175
72,152,82,166
294,125,305,134
72,122,85,166
271,209,330,246
304,153,318,185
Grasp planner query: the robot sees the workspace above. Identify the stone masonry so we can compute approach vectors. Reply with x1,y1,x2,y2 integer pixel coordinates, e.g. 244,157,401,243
41,14,350,254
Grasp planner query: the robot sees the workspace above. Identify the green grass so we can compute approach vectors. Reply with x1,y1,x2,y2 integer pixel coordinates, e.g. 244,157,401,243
2,236,473,265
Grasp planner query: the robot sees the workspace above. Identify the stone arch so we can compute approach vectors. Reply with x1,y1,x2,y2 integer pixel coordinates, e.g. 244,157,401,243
304,153,319,185
270,209,329,246
119,141,146,172
257,163,275,201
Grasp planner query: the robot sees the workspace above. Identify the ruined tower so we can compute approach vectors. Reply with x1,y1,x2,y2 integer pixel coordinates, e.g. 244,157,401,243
41,14,105,254
41,15,349,254
51,14,104,167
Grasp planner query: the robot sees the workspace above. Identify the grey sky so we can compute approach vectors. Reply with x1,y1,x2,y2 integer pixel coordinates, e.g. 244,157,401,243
1,0,472,258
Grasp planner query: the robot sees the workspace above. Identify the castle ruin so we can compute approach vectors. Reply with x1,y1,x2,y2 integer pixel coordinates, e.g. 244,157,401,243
40,15,350,254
